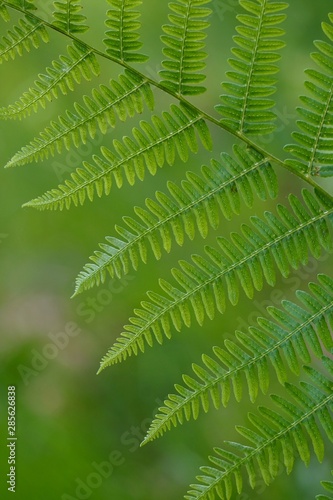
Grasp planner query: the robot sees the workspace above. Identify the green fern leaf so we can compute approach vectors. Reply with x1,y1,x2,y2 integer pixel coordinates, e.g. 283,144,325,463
22,104,212,210
317,471,333,500
104,0,148,63
160,0,212,96
285,13,333,177
5,70,154,167
98,188,333,371
143,273,333,444
5,0,36,11
52,0,88,34
185,360,333,499
216,0,288,135
0,14,48,63
73,146,277,296
0,2,10,21
0,41,100,119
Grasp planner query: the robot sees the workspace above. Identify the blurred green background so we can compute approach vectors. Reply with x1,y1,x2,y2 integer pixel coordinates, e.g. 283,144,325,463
1,1,333,499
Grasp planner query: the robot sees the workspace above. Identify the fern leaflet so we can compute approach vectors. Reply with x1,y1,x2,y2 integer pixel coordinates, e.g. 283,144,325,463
216,0,288,135
0,41,100,119
143,273,333,444
73,146,277,296
285,13,333,177
5,0,36,11
5,70,154,168
317,471,333,500
185,358,333,499
0,2,10,21
98,188,333,371
104,0,147,63
52,0,88,34
160,0,212,96
0,14,48,63
22,104,212,210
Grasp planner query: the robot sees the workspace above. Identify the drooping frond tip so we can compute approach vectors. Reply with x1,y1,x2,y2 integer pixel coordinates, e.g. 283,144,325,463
104,0,148,63
160,0,212,96
285,13,333,177
97,188,333,372
142,273,333,445
217,0,288,135
185,358,333,500
73,146,277,297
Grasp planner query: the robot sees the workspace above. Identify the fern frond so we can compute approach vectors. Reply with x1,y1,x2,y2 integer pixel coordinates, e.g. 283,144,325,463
104,0,147,63
98,188,333,371
185,359,333,499
5,70,154,168
52,0,88,34
317,471,333,500
285,13,333,177
23,104,212,210
216,0,288,135
159,0,212,96
143,273,333,444
0,41,100,119
0,14,48,63
73,146,277,296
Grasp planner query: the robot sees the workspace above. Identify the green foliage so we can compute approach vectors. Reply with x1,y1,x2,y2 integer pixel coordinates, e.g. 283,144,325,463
2,0,333,499
216,0,288,135
317,471,333,500
6,69,154,168
97,188,333,369
104,0,147,62
143,273,333,444
160,0,212,96
285,12,333,177
0,41,100,119
185,358,333,499
52,0,88,34
73,146,277,295
0,13,48,63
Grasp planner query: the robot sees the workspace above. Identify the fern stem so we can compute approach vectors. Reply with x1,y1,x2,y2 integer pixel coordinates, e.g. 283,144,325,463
3,2,333,204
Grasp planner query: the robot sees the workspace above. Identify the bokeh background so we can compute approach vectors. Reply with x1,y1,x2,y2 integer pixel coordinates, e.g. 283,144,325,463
1,1,333,499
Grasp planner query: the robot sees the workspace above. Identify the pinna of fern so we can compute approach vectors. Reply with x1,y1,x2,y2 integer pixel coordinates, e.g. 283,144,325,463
317,471,333,500
97,187,333,371
0,11,48,63
184,357,333,499
20,103,212,210
52,0,88,34
216,0,288,136
142,272,333,445
0,41,100,119
73,146,277,296
286,12,333,178
5,69,154,168
104,0,147,63
159,0,212,96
